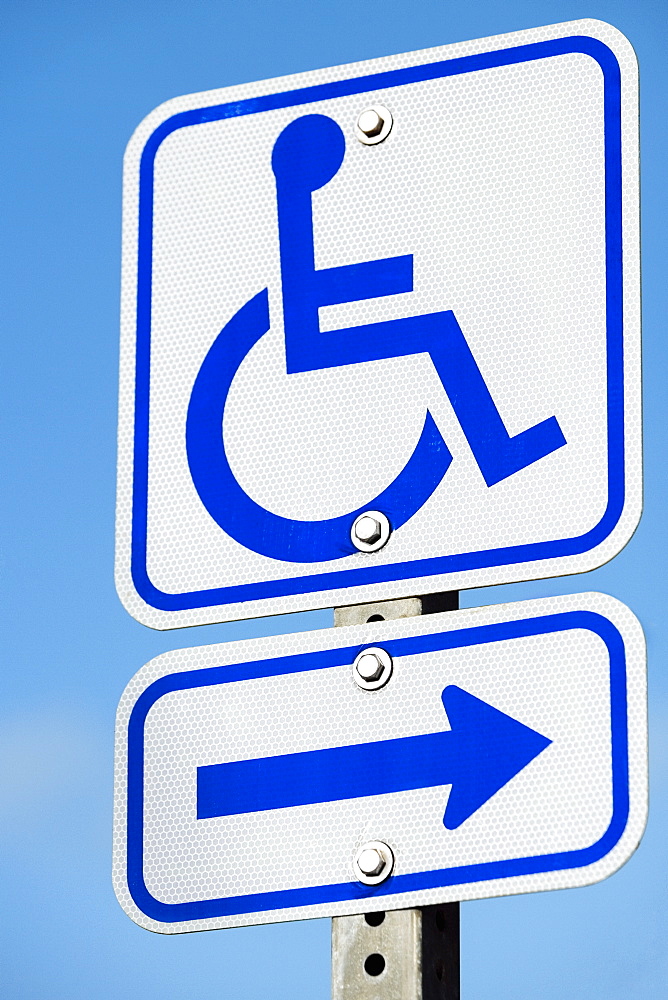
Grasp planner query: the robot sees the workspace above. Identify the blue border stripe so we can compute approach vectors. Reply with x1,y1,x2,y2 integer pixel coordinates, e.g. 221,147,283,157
126,610,629,922
130,36,626,612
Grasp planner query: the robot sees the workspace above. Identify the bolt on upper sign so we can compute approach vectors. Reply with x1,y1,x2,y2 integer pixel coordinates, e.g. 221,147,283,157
115,20,641,628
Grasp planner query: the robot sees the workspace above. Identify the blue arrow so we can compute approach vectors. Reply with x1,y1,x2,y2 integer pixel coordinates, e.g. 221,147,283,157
197,685,551,830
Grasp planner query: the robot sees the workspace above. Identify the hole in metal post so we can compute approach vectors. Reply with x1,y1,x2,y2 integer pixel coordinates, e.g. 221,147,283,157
364,954,386,977
366,614,385,622
364,911,386,926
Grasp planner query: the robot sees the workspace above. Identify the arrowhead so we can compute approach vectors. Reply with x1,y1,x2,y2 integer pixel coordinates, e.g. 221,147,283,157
440,685,551,830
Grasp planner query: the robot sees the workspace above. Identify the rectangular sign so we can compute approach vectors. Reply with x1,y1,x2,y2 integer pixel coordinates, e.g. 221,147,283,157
113,593,647,933
116,19,641,627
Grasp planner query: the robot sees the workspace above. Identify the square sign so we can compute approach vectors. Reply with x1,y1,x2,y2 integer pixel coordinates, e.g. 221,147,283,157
113,593,647,933
116,20,641,628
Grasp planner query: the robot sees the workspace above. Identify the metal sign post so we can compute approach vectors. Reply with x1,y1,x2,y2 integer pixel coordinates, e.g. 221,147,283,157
332,905,460,1000
332,595,460,1000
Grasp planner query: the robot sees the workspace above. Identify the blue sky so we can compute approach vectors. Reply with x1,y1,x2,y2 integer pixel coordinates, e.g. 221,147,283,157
2,1,667,997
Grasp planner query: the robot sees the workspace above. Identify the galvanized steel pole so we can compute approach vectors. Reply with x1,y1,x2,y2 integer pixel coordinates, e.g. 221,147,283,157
332,594,460,1000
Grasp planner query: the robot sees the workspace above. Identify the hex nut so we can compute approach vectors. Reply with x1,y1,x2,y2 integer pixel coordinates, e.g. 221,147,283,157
353,647,393,690
355,105,393,145
357,848,385,876
351,511,391,552
356,652,384,681
353,841,395,885
355,515,382,544
357,109,384,137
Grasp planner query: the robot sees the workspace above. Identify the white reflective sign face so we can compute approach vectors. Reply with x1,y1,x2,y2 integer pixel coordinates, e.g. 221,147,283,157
113,594,647,933
116,20,641,627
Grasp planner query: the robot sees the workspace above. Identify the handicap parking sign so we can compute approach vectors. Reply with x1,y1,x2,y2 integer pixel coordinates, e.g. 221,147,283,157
116,20,641,628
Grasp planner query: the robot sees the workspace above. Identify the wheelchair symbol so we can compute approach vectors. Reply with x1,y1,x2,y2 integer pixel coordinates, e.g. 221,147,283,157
186,114,566,563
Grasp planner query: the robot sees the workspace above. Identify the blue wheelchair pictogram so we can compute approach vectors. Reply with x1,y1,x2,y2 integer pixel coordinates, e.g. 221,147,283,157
186,114,566,564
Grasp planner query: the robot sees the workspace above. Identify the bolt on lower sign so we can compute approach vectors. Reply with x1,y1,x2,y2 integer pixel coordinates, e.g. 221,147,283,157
113,594,647,933
115,19,640,627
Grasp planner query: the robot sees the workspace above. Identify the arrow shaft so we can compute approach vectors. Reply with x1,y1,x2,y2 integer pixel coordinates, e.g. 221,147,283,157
197,730,451,819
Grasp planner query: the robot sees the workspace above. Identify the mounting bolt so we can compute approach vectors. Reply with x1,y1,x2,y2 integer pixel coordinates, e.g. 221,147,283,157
355,105,393,145
351,511,391,553
353,647,393,690
358,109,383,137
358,848,385,876
353,841,395,885
355,515,381,544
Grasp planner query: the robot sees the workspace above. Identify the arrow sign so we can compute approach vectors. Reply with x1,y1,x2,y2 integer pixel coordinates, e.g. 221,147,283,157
115,594,646,931
197,685,551,830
